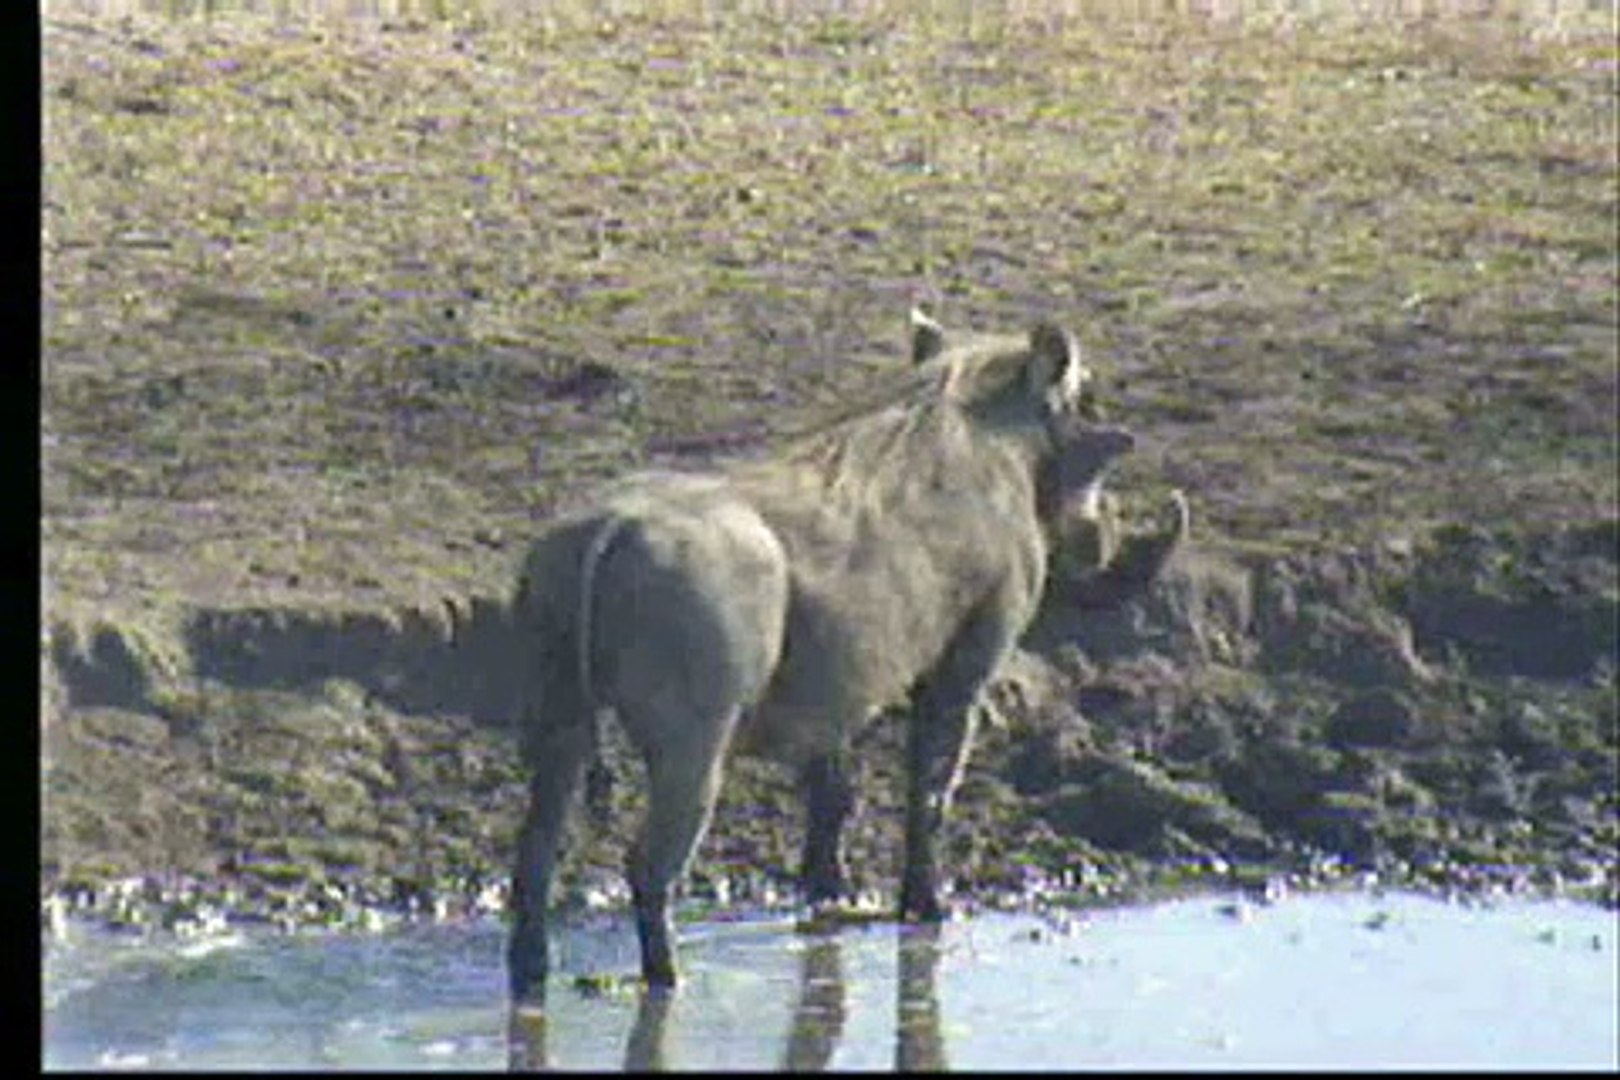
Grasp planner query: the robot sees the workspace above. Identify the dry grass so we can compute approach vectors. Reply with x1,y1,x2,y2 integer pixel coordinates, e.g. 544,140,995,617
42,1,1619,637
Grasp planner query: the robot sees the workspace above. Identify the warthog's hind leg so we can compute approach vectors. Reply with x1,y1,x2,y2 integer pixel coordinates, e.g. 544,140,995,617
801,752,857,905
626,707,739,989
508,717,596,1007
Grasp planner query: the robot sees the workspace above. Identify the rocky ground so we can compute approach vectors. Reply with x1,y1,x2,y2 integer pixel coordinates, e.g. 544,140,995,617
41,4,1617,937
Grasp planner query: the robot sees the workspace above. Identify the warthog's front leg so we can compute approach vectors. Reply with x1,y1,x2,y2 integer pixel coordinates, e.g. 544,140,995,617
508,718,595,1008
800,752,857,905
900,704,980,922
899,607,1010,922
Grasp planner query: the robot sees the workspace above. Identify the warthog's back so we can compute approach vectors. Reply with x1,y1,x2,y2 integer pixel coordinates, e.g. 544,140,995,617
730,414,1048,739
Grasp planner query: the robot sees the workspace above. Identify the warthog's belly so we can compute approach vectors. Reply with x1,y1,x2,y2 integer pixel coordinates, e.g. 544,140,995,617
731,701,854,765
730,623,914,767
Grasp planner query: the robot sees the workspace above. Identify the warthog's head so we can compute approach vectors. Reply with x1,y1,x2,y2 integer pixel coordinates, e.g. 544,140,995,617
911,311,1135,520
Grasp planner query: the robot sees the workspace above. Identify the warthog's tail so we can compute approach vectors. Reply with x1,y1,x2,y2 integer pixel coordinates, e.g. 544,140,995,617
577,513,634,827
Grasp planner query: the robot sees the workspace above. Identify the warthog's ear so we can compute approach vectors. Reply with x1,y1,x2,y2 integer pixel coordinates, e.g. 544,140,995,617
1027,323,1090,407
911,307,945,364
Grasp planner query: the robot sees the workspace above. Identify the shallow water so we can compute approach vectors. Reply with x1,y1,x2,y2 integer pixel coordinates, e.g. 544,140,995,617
43,890,1619,1070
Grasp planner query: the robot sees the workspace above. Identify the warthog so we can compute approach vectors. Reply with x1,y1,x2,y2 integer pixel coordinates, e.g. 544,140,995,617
506,318,1181,1005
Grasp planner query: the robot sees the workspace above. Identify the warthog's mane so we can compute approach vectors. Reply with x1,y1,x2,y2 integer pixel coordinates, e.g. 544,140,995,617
740,332,1036,507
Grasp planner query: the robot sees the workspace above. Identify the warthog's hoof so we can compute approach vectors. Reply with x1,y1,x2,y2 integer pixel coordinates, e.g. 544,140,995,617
899,885,951,925
802,869,853,908
640,961,679,991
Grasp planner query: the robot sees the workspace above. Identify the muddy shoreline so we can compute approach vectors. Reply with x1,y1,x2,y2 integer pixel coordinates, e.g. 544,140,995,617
43,517,1620,937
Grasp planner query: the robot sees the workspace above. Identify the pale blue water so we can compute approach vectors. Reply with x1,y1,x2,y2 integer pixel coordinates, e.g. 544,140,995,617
42,891,1619,1070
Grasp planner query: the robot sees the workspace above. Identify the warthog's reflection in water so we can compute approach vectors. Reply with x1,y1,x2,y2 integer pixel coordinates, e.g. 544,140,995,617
623,986,676,1070
895,926,947,1072
780,930,848,1070
781,923,947,1071
505,923,948,1071
506,1007,548,1072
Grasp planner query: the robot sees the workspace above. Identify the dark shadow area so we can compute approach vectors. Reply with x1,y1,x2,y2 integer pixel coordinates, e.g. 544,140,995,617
182,597,523,725
50,624,155,711
48,594,524,728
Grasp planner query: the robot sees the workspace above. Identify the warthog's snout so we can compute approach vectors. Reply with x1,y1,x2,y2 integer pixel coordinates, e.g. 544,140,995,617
1049,422,1135,492
1037,422,1136,529
1086,425,1135,459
